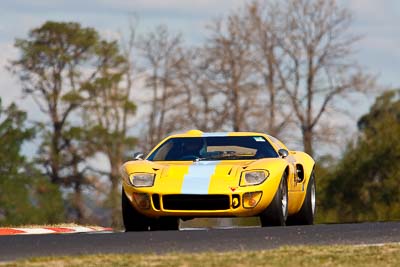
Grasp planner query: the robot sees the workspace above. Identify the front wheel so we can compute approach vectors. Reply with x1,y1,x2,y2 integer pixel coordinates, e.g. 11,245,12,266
286,173,316,225
122,188,152,231
259,172,288,227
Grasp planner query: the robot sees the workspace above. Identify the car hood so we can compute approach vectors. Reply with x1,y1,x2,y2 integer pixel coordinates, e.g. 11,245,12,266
158,160,253,195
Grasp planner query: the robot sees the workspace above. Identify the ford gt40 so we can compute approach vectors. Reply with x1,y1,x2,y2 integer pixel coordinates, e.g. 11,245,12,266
120,130,316,231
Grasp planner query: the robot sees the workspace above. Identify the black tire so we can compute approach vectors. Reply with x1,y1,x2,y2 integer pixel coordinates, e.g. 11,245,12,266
121,188,152,231
286,173,316,225
259,172,288,227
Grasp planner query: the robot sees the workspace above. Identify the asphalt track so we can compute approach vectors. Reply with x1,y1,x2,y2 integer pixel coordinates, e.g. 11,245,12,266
1,222,400,261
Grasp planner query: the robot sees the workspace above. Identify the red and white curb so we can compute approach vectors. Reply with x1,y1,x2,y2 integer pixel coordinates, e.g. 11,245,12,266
0,226,113,235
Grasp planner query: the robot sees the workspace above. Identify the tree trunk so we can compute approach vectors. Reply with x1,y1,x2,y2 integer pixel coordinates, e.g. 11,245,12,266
110,157,123,228
233,84,241,132
302,126,313,157
73,182,85,224
267,53,276,135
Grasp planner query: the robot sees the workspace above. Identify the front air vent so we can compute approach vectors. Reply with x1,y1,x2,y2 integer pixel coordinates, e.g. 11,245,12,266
152,194,160,210
162,194,230,210
296,164,305,182
232,194,240,209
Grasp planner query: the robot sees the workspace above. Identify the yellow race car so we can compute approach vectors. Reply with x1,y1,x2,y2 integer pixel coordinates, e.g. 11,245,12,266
120,130,316,231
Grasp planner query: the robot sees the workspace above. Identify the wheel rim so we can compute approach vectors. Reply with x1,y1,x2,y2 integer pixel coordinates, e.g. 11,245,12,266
281,180,288,217
311,179,316,215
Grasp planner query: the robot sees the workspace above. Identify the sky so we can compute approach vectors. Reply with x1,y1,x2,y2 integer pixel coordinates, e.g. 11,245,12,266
0,0,399,153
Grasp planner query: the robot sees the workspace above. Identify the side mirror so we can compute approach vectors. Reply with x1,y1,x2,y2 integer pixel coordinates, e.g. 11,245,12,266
278,149,289,158
133,152,144,160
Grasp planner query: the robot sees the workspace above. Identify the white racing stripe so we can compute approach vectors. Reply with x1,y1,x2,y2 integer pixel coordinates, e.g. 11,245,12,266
180,132,227,194
202,132,229,137
181,161,219,194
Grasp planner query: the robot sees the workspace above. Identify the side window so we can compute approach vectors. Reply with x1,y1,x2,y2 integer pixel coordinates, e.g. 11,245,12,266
267,135,289,151
149,140,174,161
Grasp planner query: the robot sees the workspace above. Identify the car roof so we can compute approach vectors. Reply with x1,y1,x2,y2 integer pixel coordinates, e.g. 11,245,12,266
167,130,270,138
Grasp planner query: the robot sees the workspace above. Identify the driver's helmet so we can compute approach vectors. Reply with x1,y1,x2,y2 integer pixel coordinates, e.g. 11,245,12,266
182,139,205,156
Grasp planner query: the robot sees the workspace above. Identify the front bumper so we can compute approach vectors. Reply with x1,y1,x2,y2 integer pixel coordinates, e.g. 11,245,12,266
123,185,278,218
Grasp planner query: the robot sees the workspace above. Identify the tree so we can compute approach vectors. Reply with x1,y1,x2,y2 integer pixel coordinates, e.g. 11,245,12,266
321,89,400,222
245,1,291,136
205,14,258,132
138,25,187,150
274,0,374,156
79,37,137,227
10,21,125,222
175,47,229,132
181,0,372,150
0,98,64,226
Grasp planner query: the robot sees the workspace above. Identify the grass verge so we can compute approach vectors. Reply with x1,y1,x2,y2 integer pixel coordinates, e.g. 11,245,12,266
3,243,400,267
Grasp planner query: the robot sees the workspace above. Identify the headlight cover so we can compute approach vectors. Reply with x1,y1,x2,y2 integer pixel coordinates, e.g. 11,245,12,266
240,170,269,186
130,173,155,187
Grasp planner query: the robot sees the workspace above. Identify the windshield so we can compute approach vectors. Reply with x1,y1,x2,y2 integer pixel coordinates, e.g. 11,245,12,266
147,136,278,161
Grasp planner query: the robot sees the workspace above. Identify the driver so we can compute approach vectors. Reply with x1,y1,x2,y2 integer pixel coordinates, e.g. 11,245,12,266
181,139,204,159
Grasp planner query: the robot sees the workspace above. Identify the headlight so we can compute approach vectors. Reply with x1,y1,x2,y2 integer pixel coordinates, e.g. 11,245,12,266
240,170,269,186
130,173,155,187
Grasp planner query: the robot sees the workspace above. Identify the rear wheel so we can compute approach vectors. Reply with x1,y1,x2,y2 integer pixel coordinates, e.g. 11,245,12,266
259,173,288,227
121,188,152,231
286,173,316,225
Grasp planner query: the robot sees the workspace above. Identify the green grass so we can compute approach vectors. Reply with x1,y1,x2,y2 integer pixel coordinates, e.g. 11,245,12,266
3,243,400,267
